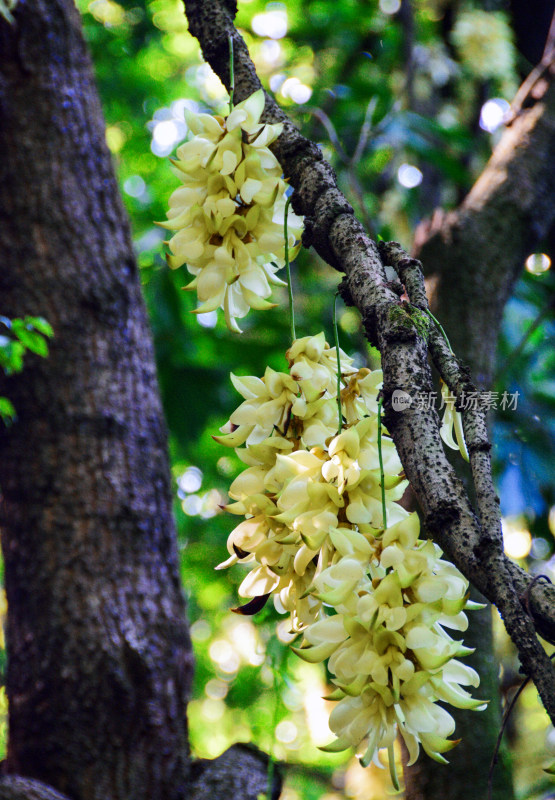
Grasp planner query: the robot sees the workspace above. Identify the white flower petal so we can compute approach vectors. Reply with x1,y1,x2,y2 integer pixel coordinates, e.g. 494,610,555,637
239,565,280,598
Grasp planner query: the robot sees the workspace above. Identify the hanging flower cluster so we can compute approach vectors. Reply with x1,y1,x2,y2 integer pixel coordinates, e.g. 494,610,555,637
159,90,303,331
157,50,484,781
216,333,400,629
216,332,485,771
300,515,485,768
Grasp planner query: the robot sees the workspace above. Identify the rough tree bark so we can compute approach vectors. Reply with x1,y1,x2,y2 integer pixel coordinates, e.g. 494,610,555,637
183,2,555,800
0,2,276,799
0,2,191,797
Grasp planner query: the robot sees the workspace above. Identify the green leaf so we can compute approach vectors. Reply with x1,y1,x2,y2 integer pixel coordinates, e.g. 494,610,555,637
24,316,54,338
11,321,49,357
0,340,25,374
0,396,16,425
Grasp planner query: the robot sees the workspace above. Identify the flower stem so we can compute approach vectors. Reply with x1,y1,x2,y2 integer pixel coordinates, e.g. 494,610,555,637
284,195,296,343
333,293,343,433
264,648,281,800
425,308,453,353
378,397,387,529
388,743,400,791
265,754,275,800
228,35,235,109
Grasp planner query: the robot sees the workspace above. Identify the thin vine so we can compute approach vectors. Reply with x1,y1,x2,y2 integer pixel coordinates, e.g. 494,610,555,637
332,293,343,433
284,195,296,343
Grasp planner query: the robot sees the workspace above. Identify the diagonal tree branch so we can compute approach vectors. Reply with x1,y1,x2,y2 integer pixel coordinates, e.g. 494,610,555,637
183,0,555,723
379,242,555,723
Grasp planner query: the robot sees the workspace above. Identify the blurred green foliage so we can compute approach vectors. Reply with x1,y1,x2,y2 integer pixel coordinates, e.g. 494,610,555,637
2,1,554,798
0,316,54,424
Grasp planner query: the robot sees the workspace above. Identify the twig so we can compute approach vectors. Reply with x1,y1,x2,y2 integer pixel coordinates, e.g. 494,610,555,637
352,97,377,164
303,107,349,164
306,104,377,237
487,677,529,800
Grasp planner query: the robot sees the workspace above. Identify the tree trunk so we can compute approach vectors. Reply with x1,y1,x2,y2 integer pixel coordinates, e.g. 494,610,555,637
0,3,192,797
415,79,555,389
0,6,279,799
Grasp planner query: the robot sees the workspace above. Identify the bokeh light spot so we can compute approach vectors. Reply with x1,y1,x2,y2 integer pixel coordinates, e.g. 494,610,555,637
105,124,126,153
479,98,510,133
275,720,298,744
281,77,312,104
525,253,551,275
151,119,181,157
260,39,282,65
252,8,288,39
123,175,146,198
397,163,423,188
379,0,401,14
502,518,532,559
178,466,203,494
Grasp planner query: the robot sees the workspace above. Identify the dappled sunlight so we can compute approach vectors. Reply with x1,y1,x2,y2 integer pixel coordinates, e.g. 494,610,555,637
61,1,555,797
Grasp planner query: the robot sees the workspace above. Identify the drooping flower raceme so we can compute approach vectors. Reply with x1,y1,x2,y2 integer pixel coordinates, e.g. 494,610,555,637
159,90,303,331
216,334,405,627
296,514,486,767
216,333,485,773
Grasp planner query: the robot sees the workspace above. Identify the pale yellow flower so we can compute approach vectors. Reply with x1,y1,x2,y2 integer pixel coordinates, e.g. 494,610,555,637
215,340,484,778
292,513,484,768
160,90,303,331
439,381,469,462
